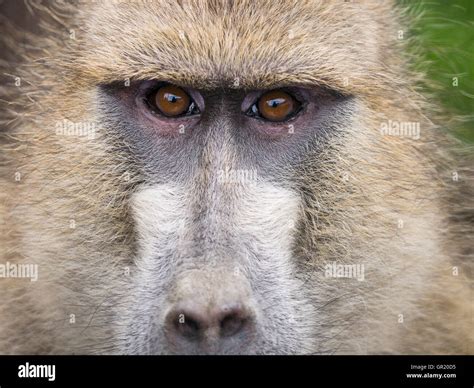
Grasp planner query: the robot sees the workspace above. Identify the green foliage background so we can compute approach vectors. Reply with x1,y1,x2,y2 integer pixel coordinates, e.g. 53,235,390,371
402,0,474,143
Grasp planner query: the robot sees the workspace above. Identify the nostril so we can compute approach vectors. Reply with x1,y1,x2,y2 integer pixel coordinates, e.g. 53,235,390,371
220,313,248,337
174,313,201,340
165,303,255,345
219,306,253,337
166,310,204,341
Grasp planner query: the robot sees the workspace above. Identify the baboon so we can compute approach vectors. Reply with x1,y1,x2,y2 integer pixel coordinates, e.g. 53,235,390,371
0,0,472,355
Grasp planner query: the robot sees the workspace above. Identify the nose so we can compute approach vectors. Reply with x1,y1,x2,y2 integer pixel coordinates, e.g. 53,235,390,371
165,302,256,346
163,269,257,353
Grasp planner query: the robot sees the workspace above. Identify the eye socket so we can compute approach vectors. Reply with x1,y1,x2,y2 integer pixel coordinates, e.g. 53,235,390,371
146,84,200,117
247,90,301,122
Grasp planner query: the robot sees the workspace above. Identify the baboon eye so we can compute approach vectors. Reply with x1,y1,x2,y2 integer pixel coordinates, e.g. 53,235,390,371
146,84,200,117
246,90,301,122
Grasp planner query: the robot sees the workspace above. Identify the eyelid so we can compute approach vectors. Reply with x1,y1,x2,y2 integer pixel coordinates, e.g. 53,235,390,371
241,91,262,113
186,88,205,112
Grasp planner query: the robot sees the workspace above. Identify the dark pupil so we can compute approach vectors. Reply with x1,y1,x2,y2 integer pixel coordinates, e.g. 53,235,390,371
165,93,180,103
267,98,285,108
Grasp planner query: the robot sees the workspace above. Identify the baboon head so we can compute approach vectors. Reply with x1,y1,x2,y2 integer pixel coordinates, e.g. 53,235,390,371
1,1,471,355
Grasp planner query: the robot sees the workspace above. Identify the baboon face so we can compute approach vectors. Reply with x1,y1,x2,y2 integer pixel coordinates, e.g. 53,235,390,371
101,78,354,354
103,82,355,353
6,1,439,354
91,1,377,355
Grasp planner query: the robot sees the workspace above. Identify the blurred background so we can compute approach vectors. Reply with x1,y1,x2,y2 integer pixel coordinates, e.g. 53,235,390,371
401,0,474,143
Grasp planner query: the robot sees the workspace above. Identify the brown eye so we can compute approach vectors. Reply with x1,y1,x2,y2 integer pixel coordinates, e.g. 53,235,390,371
150,85,198,117
256,90,298,122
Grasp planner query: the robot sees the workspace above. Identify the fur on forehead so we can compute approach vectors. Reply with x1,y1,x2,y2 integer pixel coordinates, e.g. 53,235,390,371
68,0,397,93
